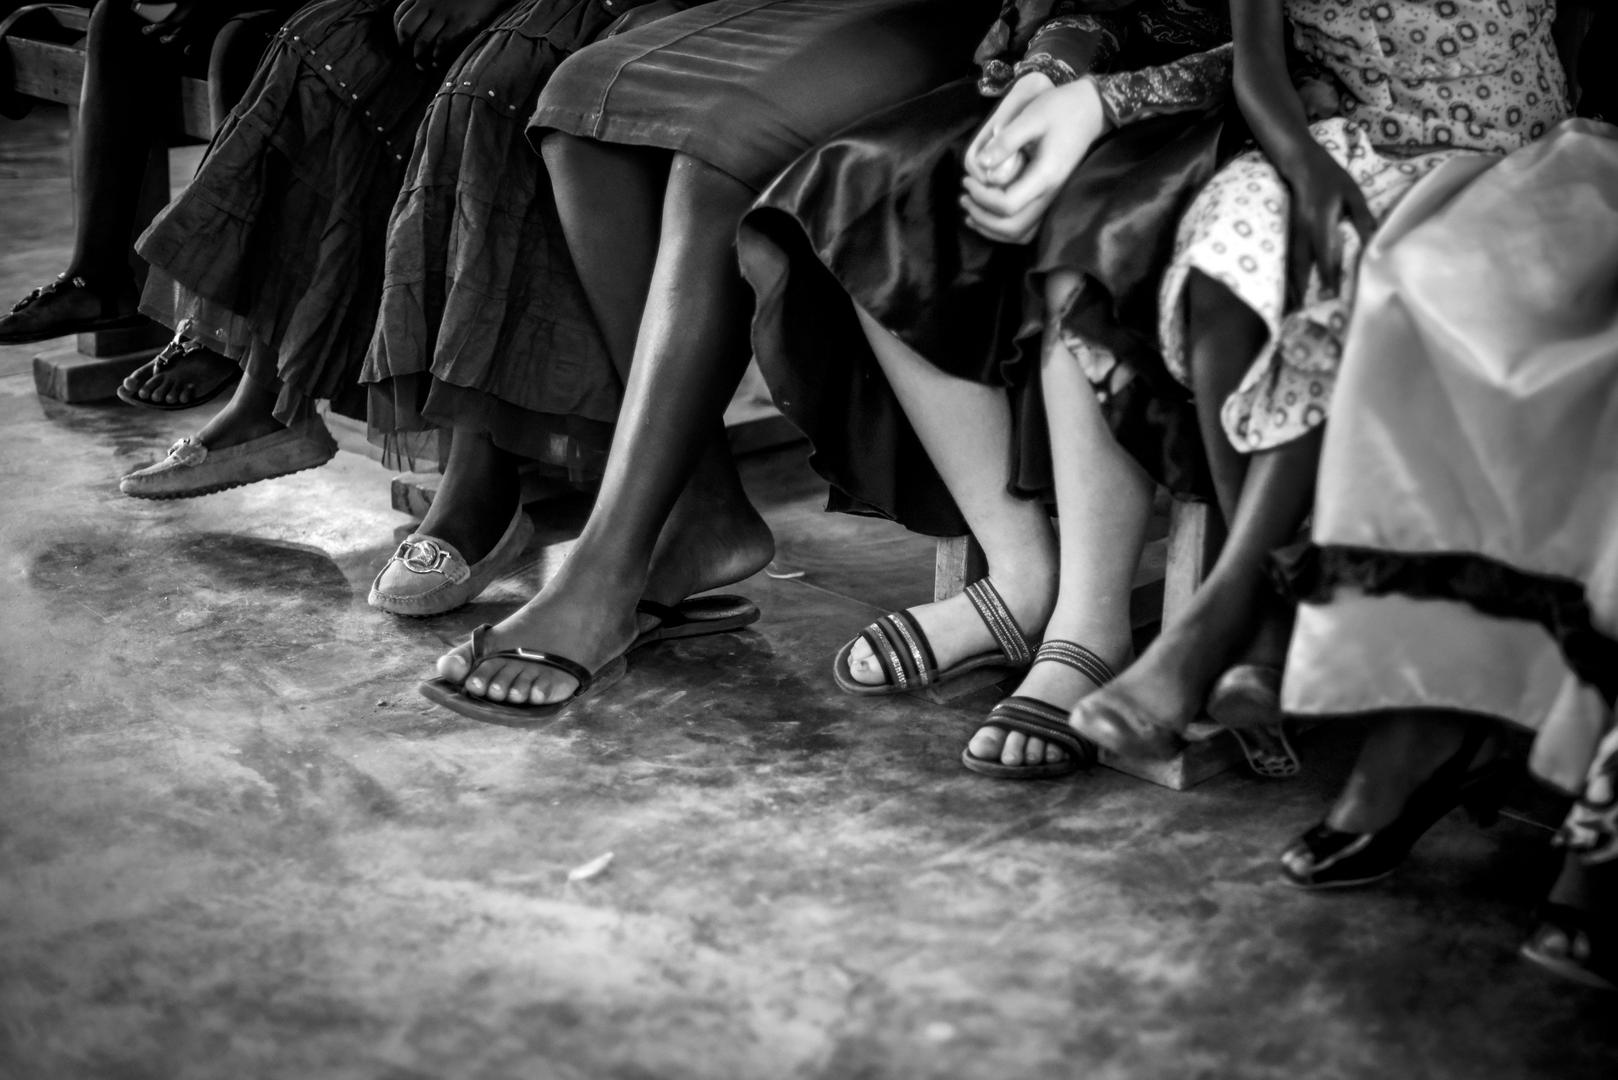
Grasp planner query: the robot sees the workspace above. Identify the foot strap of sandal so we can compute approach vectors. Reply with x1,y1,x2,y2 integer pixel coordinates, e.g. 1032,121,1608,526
964,579,1032,665
467,623,596,691
986,696,1097,767
1033,639,1115,686
860,609,938,690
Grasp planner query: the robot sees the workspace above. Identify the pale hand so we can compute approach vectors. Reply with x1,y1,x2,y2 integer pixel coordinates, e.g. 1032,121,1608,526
961,77,1109,245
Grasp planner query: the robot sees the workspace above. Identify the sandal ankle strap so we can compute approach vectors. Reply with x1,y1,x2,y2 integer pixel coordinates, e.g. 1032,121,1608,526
964,579,1032,666
1033,640,1115,686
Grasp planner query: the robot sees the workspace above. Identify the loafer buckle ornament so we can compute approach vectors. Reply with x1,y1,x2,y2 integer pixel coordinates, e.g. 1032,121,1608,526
396,538,453,575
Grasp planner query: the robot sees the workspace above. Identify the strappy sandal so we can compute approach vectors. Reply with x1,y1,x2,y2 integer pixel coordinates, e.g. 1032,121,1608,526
831,578,1032,696
960,640,1115,779
116,334,239,411
419,595,761,725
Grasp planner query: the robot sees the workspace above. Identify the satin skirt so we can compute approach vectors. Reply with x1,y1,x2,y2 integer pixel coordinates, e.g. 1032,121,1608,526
1278,121,1618,828
740,78,1229,537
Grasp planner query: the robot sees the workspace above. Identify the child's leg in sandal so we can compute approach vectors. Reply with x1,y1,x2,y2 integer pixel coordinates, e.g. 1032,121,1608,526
968,272,1155,767
842,304,1058,690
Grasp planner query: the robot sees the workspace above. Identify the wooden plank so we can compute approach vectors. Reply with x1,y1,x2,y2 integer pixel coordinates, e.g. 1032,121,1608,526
1163,499,1220,620
5,38,84,105
32,342,156,402
932,534,986,604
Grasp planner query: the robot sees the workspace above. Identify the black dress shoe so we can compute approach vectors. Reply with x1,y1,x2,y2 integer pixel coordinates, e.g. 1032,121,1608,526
0,274,143,345
1280,727,1515,889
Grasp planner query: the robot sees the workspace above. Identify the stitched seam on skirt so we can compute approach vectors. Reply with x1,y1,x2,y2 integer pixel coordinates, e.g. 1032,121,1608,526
590,0,795,136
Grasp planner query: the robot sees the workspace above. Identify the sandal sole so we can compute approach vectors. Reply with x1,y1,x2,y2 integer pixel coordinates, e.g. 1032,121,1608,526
115,376,239,412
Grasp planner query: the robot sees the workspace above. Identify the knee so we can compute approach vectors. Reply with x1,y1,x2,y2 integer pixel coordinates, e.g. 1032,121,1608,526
1185,269,1242,334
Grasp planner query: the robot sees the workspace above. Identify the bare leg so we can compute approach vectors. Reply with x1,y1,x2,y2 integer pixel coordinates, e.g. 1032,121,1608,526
1187,269,1292,670
413,431,522,564
71,0,167,295
966,274,1154,766
841,305,1060,737
1070,275,1323,757
191,369,301,450
0,1,156,340
437,146,773,705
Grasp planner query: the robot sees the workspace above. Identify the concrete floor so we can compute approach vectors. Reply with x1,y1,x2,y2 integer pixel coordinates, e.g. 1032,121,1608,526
3,109,1616,1080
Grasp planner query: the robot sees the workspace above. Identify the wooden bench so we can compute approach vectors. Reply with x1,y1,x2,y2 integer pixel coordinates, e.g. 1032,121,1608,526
934,497,1251,790
1,2,282,401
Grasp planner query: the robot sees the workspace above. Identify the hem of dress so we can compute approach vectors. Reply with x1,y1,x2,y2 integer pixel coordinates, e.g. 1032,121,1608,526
1275,541,1618,707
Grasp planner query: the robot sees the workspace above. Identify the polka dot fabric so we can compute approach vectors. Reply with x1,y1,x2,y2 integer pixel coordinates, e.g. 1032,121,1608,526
1158,0,1569,453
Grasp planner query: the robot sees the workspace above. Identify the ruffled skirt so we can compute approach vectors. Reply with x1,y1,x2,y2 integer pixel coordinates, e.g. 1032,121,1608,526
136,0,439,423
362,0,632,478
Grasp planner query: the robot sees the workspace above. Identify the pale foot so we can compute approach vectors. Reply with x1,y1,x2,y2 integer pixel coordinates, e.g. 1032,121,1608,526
845,561,1056,690
966,623,1133,768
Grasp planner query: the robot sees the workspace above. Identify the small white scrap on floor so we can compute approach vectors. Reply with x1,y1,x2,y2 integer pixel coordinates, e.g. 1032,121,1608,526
567,852,614,883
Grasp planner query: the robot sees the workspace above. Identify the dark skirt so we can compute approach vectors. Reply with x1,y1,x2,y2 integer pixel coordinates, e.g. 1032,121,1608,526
529,0,987,190
739,77,1231,537
362,0,635,479
136,0,440,424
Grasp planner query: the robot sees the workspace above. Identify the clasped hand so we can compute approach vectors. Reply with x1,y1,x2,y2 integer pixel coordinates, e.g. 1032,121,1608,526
960,73,1110,245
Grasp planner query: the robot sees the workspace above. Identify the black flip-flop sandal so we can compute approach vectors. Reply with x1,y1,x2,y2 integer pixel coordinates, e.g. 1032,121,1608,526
115,335,240,411
632,594,760,648
419,623,630,726
831,578,1032,696
422,594,760,724
961,640,1112,779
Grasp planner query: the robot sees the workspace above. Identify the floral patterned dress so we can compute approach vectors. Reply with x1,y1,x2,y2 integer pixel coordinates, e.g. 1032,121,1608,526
1156,0,1569,453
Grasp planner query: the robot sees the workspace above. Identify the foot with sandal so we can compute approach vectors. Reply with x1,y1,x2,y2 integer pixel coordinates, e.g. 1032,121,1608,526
828,284,1156,780
423,464,774,722
1279,711,1514,889
117,331,240,410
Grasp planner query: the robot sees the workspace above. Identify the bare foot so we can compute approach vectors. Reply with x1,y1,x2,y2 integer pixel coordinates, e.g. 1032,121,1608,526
121,336,239,407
